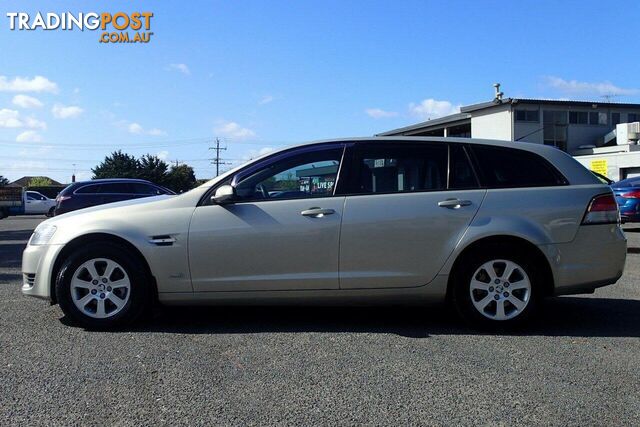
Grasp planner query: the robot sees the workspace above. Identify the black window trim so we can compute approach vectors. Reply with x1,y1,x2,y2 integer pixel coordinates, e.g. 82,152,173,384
338,141,481,197
467,144,569,189
73,182,166,196
199,142,349,206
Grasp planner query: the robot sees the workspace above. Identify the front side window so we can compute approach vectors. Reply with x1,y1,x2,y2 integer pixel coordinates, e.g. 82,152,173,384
233,147,343,202
349,143,448,194
131,183,162,195
471,145,567,188
96,183,132,194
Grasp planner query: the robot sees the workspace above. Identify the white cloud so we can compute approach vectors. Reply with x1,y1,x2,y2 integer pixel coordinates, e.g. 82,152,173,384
365,108,398,119
16,130,43,143
128,122,144,134
0,108,46,129
259,95,274,105
12,94,43,109
168,63,190,75
242,146,274,162
122,121,167,136
0,75,58,93
544,76,640,97
147,128,166,136
409,99,460,120
215,120,256,139
157,150,169,160
52,104,84,119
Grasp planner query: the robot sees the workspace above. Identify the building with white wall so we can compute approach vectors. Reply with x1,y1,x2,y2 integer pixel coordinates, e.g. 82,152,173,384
379,92,640,181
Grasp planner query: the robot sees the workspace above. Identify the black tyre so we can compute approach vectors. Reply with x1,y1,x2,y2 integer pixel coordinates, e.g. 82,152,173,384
56,241,151,329
46,207,55,217
452,247,540,329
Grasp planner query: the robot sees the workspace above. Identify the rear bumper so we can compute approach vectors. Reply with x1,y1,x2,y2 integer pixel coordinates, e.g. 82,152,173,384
540,224,626,296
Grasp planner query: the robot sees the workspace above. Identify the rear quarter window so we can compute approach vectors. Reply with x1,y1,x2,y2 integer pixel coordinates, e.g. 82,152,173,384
470,145,567,188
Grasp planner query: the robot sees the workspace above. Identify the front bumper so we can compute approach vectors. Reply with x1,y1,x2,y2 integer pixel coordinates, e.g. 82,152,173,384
21,243,64,300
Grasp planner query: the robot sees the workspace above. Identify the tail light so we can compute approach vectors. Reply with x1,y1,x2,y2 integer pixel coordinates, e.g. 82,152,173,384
582,193,619,225
620,189,640,199
56,195,71,202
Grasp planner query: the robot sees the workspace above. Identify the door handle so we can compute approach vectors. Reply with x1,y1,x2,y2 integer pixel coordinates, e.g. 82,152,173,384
301,207,335,217
438,199,472,209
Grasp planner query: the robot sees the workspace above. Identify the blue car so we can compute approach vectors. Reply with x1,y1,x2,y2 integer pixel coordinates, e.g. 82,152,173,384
612,176,640,222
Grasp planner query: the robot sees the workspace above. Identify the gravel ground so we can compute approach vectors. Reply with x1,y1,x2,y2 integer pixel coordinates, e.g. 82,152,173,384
1,216,639,426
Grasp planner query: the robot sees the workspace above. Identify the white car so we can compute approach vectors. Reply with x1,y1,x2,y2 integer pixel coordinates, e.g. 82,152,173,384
25,191,57,216
22,137,626,329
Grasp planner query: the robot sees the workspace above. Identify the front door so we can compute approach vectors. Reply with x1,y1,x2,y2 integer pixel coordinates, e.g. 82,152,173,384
189,144,346,292
339,142,486,289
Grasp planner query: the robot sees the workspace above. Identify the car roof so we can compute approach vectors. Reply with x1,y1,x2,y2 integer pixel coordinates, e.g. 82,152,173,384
71,178,154,186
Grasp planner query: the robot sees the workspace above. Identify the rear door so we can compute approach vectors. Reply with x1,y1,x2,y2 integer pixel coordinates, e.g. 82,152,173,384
338,142,486,289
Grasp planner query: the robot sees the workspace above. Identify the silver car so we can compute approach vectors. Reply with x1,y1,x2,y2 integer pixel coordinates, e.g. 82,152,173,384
22,137,626,329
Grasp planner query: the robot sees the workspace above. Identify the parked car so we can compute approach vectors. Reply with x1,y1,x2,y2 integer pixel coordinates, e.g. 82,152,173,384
54,178,175,215
592,171,614,185
22,137,626,329
612,176,640,222
0,188,56,218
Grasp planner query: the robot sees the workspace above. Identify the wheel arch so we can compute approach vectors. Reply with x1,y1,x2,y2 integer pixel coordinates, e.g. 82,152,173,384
50,232,157,304
446,235,555,300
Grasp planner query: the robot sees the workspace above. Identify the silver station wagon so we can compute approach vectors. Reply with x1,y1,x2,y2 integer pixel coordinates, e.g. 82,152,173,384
22,137,626,329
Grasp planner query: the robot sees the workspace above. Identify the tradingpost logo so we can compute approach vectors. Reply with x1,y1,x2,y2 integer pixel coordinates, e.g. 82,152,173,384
6,12,154,44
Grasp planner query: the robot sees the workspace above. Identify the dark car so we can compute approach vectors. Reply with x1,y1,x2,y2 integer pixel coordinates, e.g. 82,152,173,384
54,178,175,216
612,176,640,222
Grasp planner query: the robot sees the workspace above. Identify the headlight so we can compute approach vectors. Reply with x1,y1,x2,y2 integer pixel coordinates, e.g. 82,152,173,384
29,224,57,246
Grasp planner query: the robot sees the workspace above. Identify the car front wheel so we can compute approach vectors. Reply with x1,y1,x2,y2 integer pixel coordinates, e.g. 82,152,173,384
56,242,150,329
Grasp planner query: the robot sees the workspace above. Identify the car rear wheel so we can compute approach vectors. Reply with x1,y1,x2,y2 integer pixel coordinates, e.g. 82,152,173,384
452,249,539,328
56,242,150,329
46,207,55,217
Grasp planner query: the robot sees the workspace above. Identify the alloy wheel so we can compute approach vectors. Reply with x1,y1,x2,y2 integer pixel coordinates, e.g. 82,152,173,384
469,259,531,321
70,258,131,319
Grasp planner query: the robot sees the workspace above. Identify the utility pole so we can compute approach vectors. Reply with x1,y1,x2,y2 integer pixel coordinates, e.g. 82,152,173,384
209,137,229,176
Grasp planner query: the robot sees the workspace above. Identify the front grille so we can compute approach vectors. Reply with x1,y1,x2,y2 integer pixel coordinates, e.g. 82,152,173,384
24,273,36,287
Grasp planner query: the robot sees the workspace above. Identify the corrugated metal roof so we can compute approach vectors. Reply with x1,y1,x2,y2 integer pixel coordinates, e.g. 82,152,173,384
376,112,471,136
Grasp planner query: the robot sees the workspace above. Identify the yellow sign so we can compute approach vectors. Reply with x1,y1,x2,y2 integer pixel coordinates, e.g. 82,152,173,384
590,159,608,177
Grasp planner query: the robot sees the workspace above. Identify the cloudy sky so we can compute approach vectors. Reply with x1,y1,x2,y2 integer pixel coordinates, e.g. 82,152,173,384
1,0,639,182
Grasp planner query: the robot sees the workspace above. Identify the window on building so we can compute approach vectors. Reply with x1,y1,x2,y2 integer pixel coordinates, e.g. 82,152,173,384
569,111,588,124
543,110,567,150
515,110,539,122
470,145,567,188
612,113,621,126
349,143,448,194
629,113,639,123
588,112,607,125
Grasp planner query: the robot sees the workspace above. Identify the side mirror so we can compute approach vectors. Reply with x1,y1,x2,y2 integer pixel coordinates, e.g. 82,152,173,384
212,184,236,204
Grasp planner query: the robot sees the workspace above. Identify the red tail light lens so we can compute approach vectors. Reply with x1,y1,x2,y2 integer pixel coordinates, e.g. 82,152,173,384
620,189,640,199
582,193,619,225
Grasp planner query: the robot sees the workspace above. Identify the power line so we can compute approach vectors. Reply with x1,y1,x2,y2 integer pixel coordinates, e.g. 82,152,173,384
209,137,230,177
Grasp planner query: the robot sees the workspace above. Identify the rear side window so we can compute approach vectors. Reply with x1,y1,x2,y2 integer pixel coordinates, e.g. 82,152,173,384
349,143,448,194
470,145,567,188
75,184,101,194
449,145,479,189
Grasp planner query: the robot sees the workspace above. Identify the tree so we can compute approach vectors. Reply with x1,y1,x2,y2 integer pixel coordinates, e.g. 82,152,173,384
92,150,140,179
137,154,169,186
27,177,53,187
166,164,196,193
0,175,9,187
